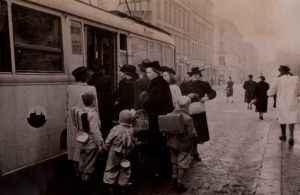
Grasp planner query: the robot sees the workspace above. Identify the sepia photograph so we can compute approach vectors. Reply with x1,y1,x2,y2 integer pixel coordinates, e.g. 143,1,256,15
0,0,300,194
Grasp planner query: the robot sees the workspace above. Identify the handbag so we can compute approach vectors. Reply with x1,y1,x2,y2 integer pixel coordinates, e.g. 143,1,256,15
188,101,205,115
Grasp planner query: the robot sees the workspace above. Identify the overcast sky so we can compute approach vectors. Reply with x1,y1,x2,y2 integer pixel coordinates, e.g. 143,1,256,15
213,0,300,62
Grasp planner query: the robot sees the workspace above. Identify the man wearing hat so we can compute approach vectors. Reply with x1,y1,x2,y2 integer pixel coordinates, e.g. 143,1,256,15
268,65,300,146
114,64,138,118
243,74,256,110
180,67,216,161
143,61,174,178
254,75,270,120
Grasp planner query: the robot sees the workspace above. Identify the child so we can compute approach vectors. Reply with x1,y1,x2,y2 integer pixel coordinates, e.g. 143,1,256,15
103,109,135,194
166,96,197,193
79,93,104,188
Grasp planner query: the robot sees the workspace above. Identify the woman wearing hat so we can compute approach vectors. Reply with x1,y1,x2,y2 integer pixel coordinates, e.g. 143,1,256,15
114,64,138,117
180,67,216,160
143,61,174,178
254,75,270,120
67,66,98,178
268,65,300,145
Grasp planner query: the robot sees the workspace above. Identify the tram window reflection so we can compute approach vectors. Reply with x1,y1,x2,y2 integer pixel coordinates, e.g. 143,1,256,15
12,5,63,72
0,2,12,72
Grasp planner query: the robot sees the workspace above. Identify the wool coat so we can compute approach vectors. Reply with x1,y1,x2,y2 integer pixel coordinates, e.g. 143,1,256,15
254,81,269,113
180,80,216,143
268,75,300,124
243,80,256,103
66,82,98,162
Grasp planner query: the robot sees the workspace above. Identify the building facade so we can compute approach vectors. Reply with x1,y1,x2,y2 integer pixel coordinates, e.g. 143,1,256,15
213,17,260,85
113,0,214,83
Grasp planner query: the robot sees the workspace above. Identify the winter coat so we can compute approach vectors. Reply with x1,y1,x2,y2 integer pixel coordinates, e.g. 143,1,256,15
243,80,256,103
166,109,197,152
134,76,150,110
180,80,216,143
226,81,234,97
115,77,137,114
254,81,269,113
268,75,300,124
66,82,98,162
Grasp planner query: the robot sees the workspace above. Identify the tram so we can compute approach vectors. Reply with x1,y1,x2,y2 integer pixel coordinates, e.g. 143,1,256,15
0,0,175,175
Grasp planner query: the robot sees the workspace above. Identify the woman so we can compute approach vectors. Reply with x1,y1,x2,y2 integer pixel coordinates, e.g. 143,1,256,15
225,77,234,103
254,75,269,120
114,64,138,117
268,65,300,145
180,67,216,160
161,66,182,108
67,66,98,177
143,61,174,178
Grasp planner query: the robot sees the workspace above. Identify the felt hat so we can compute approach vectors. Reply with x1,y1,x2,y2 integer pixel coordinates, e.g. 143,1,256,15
144,61,161,71
187,67,204,76
278,65,290,73
160,66,176,75
120,64,138,78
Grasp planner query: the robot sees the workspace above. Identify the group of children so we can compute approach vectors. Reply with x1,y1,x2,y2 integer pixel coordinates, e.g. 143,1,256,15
72,92,197,194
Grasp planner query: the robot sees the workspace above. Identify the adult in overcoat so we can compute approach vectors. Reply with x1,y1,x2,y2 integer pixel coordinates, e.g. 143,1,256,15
243,74,256,109
67,67,98,176
254,76,269,120
134,61,150,110
114,65,138,117
226,77,234,103
143,61,174,177
268,65,300,146
180,67,216,161
88,62,113,139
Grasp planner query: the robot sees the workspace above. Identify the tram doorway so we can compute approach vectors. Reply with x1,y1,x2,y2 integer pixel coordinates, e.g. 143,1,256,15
86,26,117,89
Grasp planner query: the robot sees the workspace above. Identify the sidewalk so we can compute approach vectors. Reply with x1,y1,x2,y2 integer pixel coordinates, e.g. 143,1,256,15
256,114,300,195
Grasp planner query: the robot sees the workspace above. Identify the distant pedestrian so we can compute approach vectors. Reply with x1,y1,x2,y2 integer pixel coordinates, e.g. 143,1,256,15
161,66,182,108
180,67,216,161
243,74,256,110
166,96,197,193
225,77,234,103
254,76,269,120
268,65,300,146
67,67,98,179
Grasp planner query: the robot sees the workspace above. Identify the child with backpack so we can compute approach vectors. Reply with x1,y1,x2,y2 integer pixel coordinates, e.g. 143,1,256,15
165,96,197,192
103,109,136,194
77,92,104,188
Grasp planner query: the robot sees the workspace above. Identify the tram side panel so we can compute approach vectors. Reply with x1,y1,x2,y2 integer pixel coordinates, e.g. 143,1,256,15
0,84,67,174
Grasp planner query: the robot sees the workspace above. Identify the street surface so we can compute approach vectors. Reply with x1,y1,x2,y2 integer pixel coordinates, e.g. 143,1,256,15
1,84,300,195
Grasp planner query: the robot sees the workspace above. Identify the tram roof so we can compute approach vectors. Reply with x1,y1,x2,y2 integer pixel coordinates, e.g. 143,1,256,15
14,0,174,45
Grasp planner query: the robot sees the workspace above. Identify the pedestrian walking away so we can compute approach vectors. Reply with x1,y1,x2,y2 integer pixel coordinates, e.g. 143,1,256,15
268,65,300,146
225,76,234,103
254,75,269,120
243,74,256,110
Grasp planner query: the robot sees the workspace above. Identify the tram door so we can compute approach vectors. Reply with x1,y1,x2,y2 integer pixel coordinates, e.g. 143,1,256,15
86,26,117,90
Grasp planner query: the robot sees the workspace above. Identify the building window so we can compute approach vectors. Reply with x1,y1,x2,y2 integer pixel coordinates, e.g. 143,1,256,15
219,56,225,65
120,34,127,51
0,2,12,72
12,5,63,72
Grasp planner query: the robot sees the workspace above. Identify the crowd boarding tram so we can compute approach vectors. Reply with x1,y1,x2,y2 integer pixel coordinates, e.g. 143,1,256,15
0,0,175,175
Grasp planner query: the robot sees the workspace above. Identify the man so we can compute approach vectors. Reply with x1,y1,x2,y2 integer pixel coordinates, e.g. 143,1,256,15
243,74,256,110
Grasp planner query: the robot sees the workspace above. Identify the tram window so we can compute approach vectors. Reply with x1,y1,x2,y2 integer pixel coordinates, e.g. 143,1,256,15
120,34,127,51
0,2,12,72
12,5,63,72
